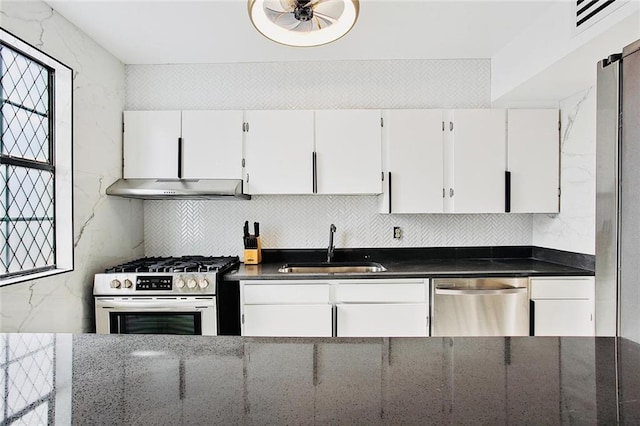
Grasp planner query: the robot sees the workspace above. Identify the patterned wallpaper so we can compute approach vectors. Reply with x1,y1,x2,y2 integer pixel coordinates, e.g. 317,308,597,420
125,59,534,256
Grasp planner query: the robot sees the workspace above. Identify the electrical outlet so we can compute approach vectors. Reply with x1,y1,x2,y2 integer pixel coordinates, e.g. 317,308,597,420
393,227,402,239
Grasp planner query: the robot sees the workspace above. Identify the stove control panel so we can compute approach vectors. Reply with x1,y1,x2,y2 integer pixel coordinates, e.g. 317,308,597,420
94,274,217,296
136,276,172,291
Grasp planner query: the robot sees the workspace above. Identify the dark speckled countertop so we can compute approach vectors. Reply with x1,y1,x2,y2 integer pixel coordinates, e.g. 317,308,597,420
226,246,594,281
5,333,639,425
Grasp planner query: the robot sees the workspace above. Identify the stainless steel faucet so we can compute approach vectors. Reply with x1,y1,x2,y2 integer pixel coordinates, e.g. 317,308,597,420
327,224,336,263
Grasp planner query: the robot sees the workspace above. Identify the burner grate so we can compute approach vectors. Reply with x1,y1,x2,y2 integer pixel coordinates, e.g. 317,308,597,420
105,256,240,273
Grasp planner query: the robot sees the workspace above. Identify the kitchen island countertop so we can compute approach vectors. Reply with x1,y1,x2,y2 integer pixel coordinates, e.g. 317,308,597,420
5,333,638,425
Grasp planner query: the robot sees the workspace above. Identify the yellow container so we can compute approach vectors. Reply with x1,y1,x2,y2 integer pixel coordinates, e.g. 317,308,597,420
244,237,262,264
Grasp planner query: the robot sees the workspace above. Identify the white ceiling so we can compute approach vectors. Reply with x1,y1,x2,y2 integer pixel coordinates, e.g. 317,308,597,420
45,0,557,65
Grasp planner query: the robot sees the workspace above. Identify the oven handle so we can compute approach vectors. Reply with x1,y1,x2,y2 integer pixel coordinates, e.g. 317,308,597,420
96,298,214,310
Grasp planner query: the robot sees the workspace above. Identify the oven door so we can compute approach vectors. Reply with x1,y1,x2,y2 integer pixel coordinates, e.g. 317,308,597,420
95,297,217,335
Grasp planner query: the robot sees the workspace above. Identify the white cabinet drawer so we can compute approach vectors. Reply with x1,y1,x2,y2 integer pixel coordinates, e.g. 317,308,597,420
243,304,332,337
533,299,594,336
530,277,594,299
336,281,427,303
243,283,330,304
336,303,428,337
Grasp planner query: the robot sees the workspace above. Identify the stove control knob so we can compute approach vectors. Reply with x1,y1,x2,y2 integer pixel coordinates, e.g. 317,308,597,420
110,279,121,289
175,278,186,289
187,278,197,289
123,279,133,289
198,278,210,289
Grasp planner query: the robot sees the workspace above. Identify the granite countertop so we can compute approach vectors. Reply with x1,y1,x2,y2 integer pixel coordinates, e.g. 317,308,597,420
5,333,638,425
226,246,594,281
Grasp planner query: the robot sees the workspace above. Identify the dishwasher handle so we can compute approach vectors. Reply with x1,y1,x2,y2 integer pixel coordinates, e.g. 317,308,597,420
434,287,527,296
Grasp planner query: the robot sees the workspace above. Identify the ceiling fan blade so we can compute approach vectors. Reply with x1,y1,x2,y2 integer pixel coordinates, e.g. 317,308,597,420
313,11,338,25
272,12,301,30
263,0,295,13
308,0,334,7
292,20,314,33
313,2,345,19
280,0,297,11
313,16,330,29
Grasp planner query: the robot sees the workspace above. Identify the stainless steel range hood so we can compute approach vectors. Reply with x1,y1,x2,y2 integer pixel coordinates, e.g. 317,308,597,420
105,179,250,200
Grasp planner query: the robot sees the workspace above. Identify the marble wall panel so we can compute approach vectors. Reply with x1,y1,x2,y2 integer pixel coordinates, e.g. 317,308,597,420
532,88,596,255
0,1,144,332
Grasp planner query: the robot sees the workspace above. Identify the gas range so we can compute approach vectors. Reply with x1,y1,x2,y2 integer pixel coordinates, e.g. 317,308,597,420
93,256,240,296
94,256,240,335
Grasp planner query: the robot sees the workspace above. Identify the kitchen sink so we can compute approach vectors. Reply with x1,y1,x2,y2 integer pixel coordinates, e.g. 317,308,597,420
278,262,387,274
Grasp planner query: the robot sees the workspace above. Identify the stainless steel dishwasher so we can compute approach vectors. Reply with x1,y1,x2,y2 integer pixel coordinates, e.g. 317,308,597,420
432,277,529,336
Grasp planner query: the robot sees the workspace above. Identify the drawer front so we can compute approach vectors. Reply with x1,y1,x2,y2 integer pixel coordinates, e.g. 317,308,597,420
530,277,594,299
243,304,332,337
336,281,427,303
244,284,330,304
336,303,428,337
533,299,594,336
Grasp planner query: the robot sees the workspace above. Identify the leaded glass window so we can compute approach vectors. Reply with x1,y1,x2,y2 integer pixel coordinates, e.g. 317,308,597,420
0,43,55,278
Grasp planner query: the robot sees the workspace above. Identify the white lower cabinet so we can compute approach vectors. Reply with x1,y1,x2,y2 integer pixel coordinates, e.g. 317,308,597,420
530,277,595,336
241,281,332,337
335,279,429,337
243,304,333,337
240,279,429,337
336,303,428,337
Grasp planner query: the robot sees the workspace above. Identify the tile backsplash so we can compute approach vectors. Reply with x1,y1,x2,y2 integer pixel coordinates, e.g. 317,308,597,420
127,59,536,255
144,197,533,257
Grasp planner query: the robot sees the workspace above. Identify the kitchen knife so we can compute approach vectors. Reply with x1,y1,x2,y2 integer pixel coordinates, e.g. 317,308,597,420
244,221,249,238
254,222,260,237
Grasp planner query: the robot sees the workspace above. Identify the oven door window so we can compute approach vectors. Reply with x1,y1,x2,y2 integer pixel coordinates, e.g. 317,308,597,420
109,312,202,335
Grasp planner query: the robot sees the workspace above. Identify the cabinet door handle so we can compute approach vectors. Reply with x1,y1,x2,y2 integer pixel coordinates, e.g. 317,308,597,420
246,173,249,183
530,300,535,336
388,171,392,214
177,137,183,179
505,171,511,213
312,152,317,194
332,305,337,337
449,188,454,198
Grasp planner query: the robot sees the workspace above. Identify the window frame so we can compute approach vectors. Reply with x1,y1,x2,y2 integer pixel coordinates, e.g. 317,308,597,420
0,28,73,286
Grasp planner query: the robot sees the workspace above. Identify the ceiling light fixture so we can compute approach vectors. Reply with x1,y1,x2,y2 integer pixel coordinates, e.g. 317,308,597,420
248,0,359,47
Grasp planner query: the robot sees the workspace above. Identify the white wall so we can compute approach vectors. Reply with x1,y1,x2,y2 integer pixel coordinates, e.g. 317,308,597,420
532,88,596,255
0,1,144,332
126,60,534,256
491,1,639,104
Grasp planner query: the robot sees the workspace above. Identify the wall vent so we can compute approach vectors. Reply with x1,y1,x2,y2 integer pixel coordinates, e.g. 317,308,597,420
575,0,625,30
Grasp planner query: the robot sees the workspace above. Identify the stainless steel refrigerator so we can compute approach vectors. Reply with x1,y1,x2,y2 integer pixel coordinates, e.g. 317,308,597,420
596,38,640,341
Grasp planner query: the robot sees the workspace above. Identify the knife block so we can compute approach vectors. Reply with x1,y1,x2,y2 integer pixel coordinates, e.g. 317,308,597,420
244,237,262,265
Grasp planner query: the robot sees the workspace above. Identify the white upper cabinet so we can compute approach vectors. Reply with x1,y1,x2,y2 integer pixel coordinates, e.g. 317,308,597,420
507,109,560,213
123,111,182,179
447,109,506,213
181,110,244,179
123,110,244,180
244,110,314,195
315,110,383,194
385,110,445,213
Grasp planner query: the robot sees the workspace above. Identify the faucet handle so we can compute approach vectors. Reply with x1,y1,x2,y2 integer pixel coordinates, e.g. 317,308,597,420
330,224,336,232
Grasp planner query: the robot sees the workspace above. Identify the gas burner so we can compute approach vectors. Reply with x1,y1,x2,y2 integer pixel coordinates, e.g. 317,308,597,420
105,256,240,273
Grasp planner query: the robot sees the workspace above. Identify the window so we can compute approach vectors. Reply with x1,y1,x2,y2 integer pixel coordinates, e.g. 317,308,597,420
1,334,57,424
0,29,73,285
